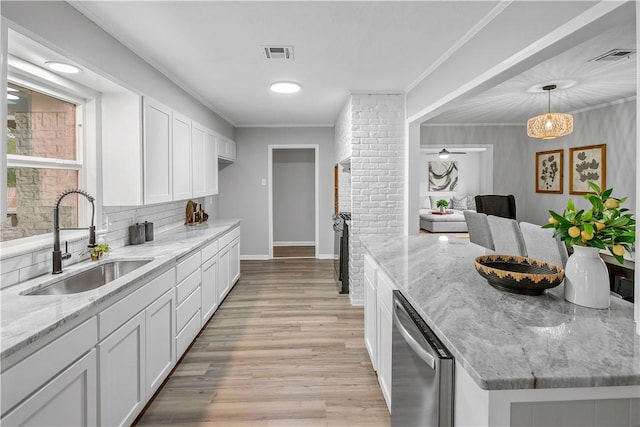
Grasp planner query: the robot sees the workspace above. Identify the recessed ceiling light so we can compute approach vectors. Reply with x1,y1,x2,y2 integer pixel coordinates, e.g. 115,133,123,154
270,81,301,94
7,94,19,101
45,61,81,74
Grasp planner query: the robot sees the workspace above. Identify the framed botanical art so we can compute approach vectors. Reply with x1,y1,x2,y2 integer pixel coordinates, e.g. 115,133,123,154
536,149,563,193
569,144,606,194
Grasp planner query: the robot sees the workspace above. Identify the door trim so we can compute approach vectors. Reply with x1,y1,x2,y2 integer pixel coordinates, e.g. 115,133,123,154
268,144,319,259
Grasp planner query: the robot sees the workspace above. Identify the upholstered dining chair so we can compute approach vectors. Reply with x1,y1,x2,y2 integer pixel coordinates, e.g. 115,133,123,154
475,194,517,219
519,221,568,267
486,215,527,256
463,211,494,250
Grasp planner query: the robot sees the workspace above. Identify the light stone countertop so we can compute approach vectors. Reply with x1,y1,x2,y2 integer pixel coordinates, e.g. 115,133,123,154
360,234,640,391
1,219,241,361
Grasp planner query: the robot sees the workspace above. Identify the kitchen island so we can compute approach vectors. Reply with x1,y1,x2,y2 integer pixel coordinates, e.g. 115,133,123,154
361,234,640,426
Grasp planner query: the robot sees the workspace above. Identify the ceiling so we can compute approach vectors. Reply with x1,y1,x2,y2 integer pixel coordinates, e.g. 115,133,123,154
7,2,636,128
428,17,637,124
68,1,501,126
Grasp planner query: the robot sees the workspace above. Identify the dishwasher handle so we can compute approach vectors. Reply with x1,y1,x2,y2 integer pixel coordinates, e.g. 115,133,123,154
393,299,436,370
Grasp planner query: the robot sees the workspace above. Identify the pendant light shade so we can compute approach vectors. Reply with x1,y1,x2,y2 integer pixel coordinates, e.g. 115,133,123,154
527,85,573,139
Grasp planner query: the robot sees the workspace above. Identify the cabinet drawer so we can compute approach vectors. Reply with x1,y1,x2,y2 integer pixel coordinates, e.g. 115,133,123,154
99,268,174,340
176,269,201,305
176,310,201,357
1,317,98,416
176,251,201,283
201,240,219,263
177,286,201,333
377,271,396,312
219,226,240,249
364,254,377,284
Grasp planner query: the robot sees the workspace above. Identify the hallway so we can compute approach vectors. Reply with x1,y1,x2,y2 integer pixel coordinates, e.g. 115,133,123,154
135,259,390,427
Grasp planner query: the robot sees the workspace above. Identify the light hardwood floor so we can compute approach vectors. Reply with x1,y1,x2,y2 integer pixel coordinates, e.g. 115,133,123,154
135,259,390,427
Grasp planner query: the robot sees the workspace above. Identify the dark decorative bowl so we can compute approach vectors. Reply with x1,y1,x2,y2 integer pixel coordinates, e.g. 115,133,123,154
474,255,565,296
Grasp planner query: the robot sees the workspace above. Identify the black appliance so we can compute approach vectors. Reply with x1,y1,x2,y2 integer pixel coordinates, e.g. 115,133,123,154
332,212,351,294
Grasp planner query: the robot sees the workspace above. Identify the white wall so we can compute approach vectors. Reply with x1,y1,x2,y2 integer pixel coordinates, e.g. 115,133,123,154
273,149,315,244
419,151,481,202
219,127,335,258
520,99,637,225
420,100,637,226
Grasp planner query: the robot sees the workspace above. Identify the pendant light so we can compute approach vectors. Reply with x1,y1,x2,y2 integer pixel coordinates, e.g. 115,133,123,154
526,84,573,139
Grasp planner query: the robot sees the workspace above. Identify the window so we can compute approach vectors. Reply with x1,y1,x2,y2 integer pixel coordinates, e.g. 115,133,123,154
2,82,83,242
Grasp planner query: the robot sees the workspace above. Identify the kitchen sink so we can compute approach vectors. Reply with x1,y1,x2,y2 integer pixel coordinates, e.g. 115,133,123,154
25,260,152,296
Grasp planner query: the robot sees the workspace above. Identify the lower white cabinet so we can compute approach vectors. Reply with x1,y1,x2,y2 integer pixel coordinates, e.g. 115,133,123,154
377,299,393,411
364,272,377,371
145,289,176,395
2,350,97,427
201,255,219,323
218,244,231,301
98,311,146,427
230,238,240,285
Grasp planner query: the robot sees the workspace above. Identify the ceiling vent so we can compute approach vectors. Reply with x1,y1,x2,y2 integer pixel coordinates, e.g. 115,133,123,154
263,46,294,60
589,49,636,62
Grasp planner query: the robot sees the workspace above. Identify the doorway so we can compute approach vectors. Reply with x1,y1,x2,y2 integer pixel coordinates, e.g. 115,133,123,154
268,145,319,259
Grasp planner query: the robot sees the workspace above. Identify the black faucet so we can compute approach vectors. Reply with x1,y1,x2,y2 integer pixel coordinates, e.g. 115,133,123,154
52,189,97,274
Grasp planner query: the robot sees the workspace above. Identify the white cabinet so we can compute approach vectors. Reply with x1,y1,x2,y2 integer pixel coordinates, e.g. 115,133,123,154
191,122,207,198
143,97,173,205
217,137,236,162
201,255,219,323
376,271,396,412
204,131,219,195
218,243,231,301
230,237,240,285
98,311,146,427
145,289,176,396
172,112,192,201
1,350,97,427
364,271,377,371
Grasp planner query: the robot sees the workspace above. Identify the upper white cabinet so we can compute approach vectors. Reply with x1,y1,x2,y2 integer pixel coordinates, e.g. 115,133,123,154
217,137,236,162
172,112,192,201
102,91,221,205
192,123,218,197
143,98,173,205
204,131,219,195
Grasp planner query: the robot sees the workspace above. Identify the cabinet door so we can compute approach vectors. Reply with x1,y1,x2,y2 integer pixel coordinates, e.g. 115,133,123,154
2,350,97,427
377,303,393,412
226,139,236,161
218,246,230,301
364,273,377,371
191,123,207,197
143,98,172,204
204,132,219,195
99,311,146,427
230,238,240,286
216,138,226,159
201,256,219,322
145,289,176,396
172,112,192,201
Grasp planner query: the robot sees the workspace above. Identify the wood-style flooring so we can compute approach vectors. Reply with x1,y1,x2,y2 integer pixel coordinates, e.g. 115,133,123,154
135,259,390,427
273,246,316,258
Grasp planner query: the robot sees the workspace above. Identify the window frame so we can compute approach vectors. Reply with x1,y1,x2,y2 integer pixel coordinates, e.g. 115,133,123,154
2,57,99,248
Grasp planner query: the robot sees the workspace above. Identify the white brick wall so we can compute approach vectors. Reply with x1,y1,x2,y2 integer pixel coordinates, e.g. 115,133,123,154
334,97,352,163
0,198,208,289
346,94,405,305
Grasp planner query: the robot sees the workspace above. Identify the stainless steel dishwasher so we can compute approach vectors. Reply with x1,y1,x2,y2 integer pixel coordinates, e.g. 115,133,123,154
391,290,454,427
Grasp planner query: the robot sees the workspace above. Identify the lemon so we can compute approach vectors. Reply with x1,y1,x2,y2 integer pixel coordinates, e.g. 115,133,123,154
604,198,619,209
568,226,581,238
612,245,625,256
548,217,559,225
581,230,593,241
595,222,606,231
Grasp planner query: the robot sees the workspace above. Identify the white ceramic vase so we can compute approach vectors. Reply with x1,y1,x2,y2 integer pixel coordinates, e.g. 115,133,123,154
564,245,610,309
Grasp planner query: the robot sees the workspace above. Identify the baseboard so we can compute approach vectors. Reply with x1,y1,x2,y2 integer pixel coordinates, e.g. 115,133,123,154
240,255,270,260
317,254,338,260
273,241,315,247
